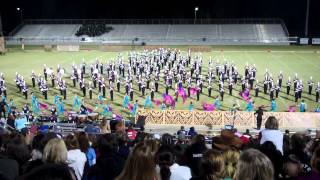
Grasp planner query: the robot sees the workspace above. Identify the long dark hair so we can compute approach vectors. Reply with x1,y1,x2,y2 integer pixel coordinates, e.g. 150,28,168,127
5,134,31,165
156,145,175,180
64,134,79,150
77,132,90,153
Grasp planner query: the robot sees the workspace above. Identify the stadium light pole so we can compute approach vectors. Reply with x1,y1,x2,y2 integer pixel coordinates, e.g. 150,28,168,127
304,0,310,37
194,7,199,24
16,7,23,24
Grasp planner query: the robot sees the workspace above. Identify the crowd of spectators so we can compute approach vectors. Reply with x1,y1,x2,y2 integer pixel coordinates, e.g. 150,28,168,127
75,24,113,37
0,116,320,180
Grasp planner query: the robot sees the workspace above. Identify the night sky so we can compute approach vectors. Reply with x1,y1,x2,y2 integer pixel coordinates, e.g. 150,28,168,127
1,0,319,36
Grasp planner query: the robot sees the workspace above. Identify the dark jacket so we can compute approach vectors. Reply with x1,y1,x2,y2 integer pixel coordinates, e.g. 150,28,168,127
87,152,125,180
0,155,19,180
183,143,207,177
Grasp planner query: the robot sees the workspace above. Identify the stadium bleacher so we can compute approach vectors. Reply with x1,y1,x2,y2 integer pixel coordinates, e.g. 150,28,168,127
8,21,290,45
14,24,81,37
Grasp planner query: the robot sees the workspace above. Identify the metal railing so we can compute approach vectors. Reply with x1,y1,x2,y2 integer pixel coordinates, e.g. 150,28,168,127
5,36,298,45
23,18,285,25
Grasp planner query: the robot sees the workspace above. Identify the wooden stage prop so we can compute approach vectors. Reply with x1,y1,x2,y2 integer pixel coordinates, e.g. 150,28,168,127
136,109,320,129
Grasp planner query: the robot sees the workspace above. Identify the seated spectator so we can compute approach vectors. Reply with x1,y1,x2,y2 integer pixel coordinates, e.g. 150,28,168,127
65,134,87,180
116,131,130,160
77,132,96,167
235,149,274,180
156,145,192,180
282,154,303,179
21,163,76,180
115,121,126,133
260,116,284,154
243,129,252,138
184,134,208,176
116,142,157,180
127,124,137,141
305,130,320,157
188,127,198,137
5,134,30,174
287,133,311,165
283,131,291,155
144,139,161,156
0,99,6,119
22,133,46,173
20,127,31,146
296,147,320,179
0,155,19,180
0,135,19,180
177,126,187,136
42,138,68,164
212,129,243,151
259,141,283,179
161,133,174,146
177,131,187,145
6,113,15,129
222,150,240,180
134,131,150,143
88,133,125,180
173,144,186,166
175,132,188,157
42,132,60,145
75,24,113,37
190,149,225,180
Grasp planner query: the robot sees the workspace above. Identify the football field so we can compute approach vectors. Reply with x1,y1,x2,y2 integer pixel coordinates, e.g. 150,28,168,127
0,45,320,118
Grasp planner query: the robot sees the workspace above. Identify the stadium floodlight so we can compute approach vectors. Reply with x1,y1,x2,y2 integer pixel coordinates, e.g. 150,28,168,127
16,7,23,23
194,7,199,24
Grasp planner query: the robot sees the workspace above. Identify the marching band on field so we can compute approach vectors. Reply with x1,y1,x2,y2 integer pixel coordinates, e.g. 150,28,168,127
0,48,319,111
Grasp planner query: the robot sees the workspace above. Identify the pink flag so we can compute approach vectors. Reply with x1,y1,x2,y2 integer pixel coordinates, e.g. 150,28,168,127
128,103,133,111
154,99,162,106
163,94,175,106
203,102,216,111
240,89,250,102
288,105,296,112
39,102,48,110
189,87,198,96
178,86,187,103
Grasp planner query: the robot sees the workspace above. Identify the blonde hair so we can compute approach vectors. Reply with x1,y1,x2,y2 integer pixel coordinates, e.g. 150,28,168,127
235,149,274,180
144,139,160,156
201,149,225,180
222,150,240,179
100,119,110,134
42,138,68,164
265,116,279,130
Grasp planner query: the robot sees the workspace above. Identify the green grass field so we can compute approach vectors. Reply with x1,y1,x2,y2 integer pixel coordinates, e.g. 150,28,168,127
0,45,320,118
